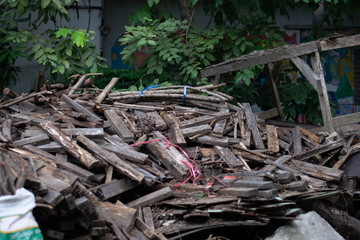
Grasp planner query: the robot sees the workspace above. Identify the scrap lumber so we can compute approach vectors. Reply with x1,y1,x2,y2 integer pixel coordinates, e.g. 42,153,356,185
126,186,173,208
104,109,134,142
242,103,265,149
39,121,100,169
266,124,279,153
160,112,186,146
213,146,243,168
95,77,119,105
77,135,144,183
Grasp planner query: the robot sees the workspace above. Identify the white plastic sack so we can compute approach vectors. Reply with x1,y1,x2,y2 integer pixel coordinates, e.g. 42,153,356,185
0,188,43,240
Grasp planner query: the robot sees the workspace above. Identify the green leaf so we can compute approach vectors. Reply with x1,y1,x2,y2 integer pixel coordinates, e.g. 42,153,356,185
205,52,215,62
86,56,95,68
32,44,41,53
17,4,25,16
137,38,147,48
41,0,51,9
65,48,72,57
128,85,138,91
58,65,65,74
34,49,44,59
147,40,157,45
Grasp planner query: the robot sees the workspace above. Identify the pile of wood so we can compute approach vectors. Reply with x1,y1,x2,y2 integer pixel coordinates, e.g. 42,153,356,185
0,76,358,239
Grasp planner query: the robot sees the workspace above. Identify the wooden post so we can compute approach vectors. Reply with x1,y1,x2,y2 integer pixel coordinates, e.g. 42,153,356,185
266,63,284,120
310,52,334,133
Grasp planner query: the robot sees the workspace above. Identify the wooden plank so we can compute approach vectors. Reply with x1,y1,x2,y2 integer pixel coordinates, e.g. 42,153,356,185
310,52,334,133
142,207,155,230
266,63,284,120
290,56,320,92
13,134,50,147
266,125,279,153
127,186,173,208
227,180,273,190
319,33,360,52
95,77,119,105
24,128,104,139
213,146,243,168
212,108,229,135
256,107,279,120
179,112,231,129
200,41,319,77
77,135,144,183
191,135,229,147
134,110,153,134
104,109,134,142
61,94,100,120
290,159,344,181
218,187,258,197
293,139,344,161
146,111,167,130
102,143,148,164
243,103,265,149
292,126,302,155
181,124,212,138
160,112,186,146
300,127,321,144
100,201,138,233
39,121,100,169
262,155,292,172
333,112,360,128
146,131,188,180
93,179,139,201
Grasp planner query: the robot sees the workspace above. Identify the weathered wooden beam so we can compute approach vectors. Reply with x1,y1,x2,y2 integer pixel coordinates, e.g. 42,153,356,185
290,56,320,92
213,146,243,168
290,159,344,181
24,128,104,139
61,94,100,120
266,125,279,153
160,112,186,146
266,63,284,120
243,103,265,149
333,112,360,128
292,126,302,155
127,186,173,208
201,41,319,77
181,124,212,138
218,187,258,197
146,131,188,180
39,121,100,169
93,179,140,201
95,77,119,105
77,135,144,183
311,52,334,133
104,109,134,142
293,139,344,161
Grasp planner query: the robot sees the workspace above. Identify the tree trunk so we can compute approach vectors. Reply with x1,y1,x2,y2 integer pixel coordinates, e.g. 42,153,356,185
178,0,194,24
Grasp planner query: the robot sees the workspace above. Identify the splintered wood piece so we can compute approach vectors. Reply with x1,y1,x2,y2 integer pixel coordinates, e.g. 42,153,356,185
243,103,265,149
300,127,321,144
213,146,243,168
284,180,309,191
42,188,64,207
39,121,100,169
142,207,155,230
74,182,127,239
127,186,173,208
93,179,139,201
61,94,100,120
146,111,167,130
146,131,188,180
181,124,212,138
2,118,13,142
290,159,344,181
13,134,50,147
293,139,345,161
77,135,144,183
191,135,229,146
38,175,72,195
218,187,258,197
24,128,104,139
95,77,119,105
136,217,167,240
160,112,186,146
292,126,302,155
134,110,153,134
179,113,231,129
0,90,52,110
266,125,279,153
103,134,149,164
262,155,292,172
100,201,138,233
212,108,229,136
104,109,134,142
258,189,278,198
227,180,273,190
333,143,360,170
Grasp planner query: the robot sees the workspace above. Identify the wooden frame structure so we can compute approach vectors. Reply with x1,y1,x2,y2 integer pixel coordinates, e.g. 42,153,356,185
201,34,360,133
